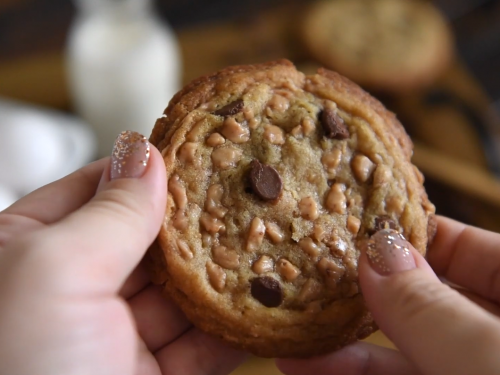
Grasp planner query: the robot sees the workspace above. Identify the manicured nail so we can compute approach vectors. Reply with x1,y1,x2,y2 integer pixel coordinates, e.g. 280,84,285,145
366,229,416,275
111,131,150,179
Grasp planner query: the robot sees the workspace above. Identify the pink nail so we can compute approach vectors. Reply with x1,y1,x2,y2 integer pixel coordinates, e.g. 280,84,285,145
366,230,416,275
110,131,150,179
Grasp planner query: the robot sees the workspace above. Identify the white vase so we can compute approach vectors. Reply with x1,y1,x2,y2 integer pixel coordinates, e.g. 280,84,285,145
66,0,181,157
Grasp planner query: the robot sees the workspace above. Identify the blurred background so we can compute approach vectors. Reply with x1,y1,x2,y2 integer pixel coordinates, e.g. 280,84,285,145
0,0,499,372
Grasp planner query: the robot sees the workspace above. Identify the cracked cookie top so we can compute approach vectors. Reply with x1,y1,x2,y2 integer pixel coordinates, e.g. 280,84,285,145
149,59,435,357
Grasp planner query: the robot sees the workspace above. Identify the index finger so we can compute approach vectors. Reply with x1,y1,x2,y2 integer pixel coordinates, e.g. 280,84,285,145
3,158,107,224
427,215,500,303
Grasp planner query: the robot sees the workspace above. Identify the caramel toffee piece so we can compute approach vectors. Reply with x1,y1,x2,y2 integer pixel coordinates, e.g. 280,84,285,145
149,59,435,358
374,215,398,232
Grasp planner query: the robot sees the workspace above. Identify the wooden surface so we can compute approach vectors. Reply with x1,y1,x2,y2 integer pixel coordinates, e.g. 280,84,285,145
0,53,67,108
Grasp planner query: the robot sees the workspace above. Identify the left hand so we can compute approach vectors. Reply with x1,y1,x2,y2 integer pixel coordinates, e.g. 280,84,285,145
0,131,247,375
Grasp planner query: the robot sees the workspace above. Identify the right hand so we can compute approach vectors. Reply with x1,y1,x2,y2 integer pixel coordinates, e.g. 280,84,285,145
277,216,500,375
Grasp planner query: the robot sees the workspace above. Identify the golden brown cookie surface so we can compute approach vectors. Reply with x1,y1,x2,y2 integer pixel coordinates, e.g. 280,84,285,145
149,60,435,357
302,0,454,93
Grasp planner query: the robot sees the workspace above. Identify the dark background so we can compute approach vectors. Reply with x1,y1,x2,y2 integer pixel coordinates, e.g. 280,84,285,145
1,0,500,232
1,0,499,103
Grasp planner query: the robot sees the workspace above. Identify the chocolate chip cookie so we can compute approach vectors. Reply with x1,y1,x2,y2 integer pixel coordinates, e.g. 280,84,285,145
302,0,454,93
149,59,436,357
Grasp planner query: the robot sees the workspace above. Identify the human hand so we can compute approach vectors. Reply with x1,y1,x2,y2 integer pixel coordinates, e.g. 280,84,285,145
277,216,500,375
0,131,247,375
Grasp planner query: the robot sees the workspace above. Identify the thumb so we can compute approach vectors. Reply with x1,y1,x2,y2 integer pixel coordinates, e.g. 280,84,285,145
39,131,167,294
360,229,500,375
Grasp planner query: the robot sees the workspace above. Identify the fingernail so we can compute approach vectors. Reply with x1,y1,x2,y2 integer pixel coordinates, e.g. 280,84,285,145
366,229,416,275
111,131,150,179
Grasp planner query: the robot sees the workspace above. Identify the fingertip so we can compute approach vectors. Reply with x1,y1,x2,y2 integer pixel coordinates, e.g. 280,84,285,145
155,328,249,375
145,145,168,224
96,157,111,191
358,232,437,292
275,345,368,375
426,216,467,272
96,142,167,227
358,235,439,326
276,343,415,375
99,131,166,186
148,144,167,183
140,144,167,191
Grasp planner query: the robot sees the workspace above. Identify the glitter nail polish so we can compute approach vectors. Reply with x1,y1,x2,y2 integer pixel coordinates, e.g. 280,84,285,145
365,229,416,276
110,130,150,179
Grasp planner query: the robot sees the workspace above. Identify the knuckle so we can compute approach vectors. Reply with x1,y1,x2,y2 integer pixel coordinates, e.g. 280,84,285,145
0,214,21,248
0,214,44,249
1,230,62,283
342,345,373,375
92,188,148,222
86,186,158,239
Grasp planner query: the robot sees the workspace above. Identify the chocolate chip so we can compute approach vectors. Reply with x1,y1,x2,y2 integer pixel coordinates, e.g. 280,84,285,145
320,109,349,139
249,160,282,200
214,99,244,117
251,277,283,307
374,215,397,232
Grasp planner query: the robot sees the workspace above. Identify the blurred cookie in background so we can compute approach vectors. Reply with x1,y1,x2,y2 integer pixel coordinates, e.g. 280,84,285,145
302,0,454,93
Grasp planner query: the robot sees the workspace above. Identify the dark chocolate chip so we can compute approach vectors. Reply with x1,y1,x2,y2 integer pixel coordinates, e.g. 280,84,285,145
374,215,397,232
320,109,349,139
214,99,244,117
251,277,283,307
249,160,282,200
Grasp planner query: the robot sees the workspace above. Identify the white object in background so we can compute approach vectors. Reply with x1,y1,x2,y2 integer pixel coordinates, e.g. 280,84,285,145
0,184,19,212
0,98,96,195
66,0,181,157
